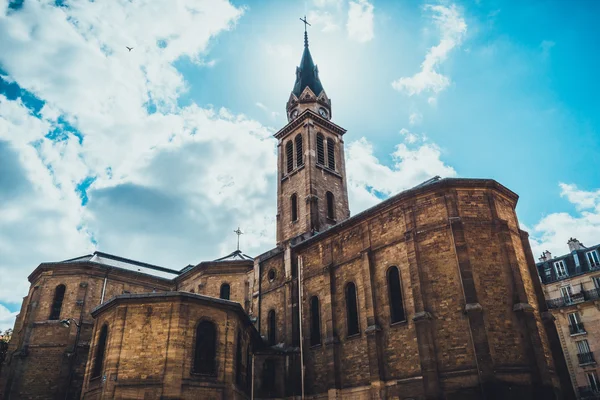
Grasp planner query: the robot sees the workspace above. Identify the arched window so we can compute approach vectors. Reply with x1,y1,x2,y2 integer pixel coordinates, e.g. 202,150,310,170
316,133,325,165
220,283,230,300
295,134,304,167
193,321,217,375
327,138,335,170
326,191,335,220
49,284,66,320
310,296,321,346
268,269,276,282
345,282,359,336
91,324,108,378
388,266,406,323
267,310,276,345
291,193,298,222
286,141,294,173
236,331,243,386
262,359,276,395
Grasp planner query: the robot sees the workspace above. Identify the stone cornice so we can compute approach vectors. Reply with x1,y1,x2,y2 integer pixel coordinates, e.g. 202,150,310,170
273,109,346,140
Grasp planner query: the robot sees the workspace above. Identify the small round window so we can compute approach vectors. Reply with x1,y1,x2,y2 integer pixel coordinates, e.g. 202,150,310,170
268,269,276,282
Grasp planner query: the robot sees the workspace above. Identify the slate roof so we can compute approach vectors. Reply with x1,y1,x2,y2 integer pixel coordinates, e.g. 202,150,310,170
58,251,179,279
536,243,600,284
291,32,324,98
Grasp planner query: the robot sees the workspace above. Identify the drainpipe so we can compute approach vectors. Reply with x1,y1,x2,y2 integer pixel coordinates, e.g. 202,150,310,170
100,268,110,304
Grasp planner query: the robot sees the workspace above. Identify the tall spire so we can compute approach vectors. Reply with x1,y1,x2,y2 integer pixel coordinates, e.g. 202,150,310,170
292,16,324,98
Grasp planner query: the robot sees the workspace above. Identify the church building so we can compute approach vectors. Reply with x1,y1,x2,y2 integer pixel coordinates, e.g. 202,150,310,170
0,28,572,400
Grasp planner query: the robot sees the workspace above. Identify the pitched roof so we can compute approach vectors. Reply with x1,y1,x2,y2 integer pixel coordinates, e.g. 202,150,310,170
213,249,253,262
291,32,324,98
59,251,180,279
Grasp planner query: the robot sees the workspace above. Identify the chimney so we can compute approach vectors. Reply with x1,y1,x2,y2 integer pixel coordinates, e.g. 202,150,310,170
568,237,585,252
539,250,552,262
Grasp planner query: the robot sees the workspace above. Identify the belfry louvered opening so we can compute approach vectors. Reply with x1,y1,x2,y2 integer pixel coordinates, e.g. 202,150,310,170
327,138,335,170
316,133,325,165
295,134,303,167
286,141,294,173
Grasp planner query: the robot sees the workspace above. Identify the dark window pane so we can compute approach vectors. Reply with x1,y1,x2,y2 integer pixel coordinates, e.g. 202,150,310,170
291,194,298,222
220,283,230,300
326,191,335,220
388,267,405,323
310,296,321,346
194,321,217,375
92,324,108,378
49,284,66,320
268,310,276,345
345,282,359,336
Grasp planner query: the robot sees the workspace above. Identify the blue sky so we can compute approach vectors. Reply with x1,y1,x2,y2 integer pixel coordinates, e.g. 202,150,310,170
1,0,599,330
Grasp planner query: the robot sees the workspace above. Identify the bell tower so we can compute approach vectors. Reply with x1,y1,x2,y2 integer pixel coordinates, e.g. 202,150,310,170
275,24,350,245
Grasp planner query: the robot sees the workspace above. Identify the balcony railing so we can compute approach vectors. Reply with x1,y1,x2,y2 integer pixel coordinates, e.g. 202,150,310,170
578,352,596,366
547,289,600,309
578,386,600,399
570,322,586,335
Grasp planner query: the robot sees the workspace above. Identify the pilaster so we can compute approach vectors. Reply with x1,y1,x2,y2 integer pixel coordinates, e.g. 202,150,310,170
403,206,441,399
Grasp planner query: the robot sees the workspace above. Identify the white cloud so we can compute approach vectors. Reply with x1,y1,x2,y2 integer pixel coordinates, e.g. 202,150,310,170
308,10,340,33
399,128,419,144
540,40,555,59
346,134,457,214
264,43,294,59
530,183,600,258
0,304,19,332
347,0,374,43
256,102,280,119
409,112,423,126
0,0,269,316
392,4,466,97
313,0,343,8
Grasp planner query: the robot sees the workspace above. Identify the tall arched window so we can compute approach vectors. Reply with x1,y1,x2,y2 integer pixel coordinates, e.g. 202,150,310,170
286,141,294,173
326,191,335,220
291,193,298,222
49,284,66,320
236,331,243,386
316,133,325,165
345,282,359,336
193,321,217,375
268,310,276,345
220,283,230,300
310,296,321,346
388,266,405,323
91,324,108,378
295,134,304,167
327,138,335,170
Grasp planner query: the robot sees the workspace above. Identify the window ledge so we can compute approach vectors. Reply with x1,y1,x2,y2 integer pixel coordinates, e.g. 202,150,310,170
346,333,361,341
390,320,408,328
281,164,305,181
309,343,323,350
571,332,587,337
316,163,342,179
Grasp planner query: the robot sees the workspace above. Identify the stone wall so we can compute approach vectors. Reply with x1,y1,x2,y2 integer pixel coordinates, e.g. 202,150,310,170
80,293,255,400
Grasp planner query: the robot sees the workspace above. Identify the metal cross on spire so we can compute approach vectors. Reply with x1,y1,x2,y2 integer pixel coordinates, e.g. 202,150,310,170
300,15,311,47
233,227,244,251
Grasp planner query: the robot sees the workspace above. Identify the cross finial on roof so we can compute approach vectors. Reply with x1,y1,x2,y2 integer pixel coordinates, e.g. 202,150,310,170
233,227,244,251
300,15,311,47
